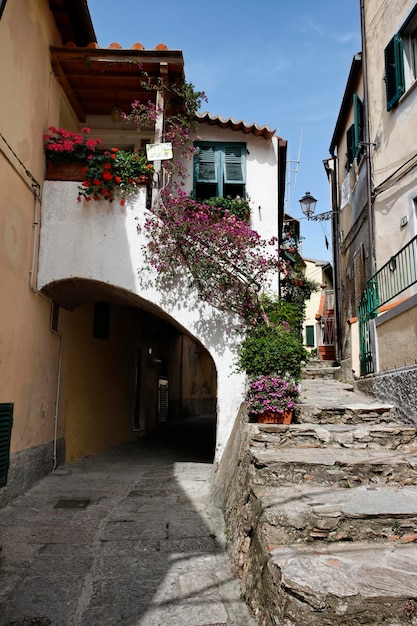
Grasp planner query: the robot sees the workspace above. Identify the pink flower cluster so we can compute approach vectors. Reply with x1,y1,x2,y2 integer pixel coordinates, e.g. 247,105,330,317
246,376,299,418
143,190,288,324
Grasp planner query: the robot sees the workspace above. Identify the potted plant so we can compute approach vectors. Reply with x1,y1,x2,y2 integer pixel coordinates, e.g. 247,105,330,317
246,375,299,423
43,126,102,180
77,148,153,205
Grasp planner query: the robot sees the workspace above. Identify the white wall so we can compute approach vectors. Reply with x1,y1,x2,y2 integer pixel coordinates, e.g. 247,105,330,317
181,125,280,242
38,182,246,462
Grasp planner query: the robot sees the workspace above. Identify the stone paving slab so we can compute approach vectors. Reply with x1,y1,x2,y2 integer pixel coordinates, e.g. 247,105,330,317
253,484,417,544
269,542,417,624
252,447,417,466
0,421,257,626
253,422,417,450
298,378,395,422
251,447,417,488
258,483,417,516
299,378,385,407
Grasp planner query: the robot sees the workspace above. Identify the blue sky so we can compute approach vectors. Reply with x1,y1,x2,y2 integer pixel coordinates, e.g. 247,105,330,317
88,0,361,261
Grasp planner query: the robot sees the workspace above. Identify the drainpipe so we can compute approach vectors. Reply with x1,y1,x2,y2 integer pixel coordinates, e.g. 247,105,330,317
360,0,376,275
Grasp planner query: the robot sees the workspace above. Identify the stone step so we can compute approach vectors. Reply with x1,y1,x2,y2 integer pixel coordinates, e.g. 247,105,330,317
297,403,395,424
253,484,417,544
252,422,417,451
265,541,417,625
250,447,417,487
303,365,341,379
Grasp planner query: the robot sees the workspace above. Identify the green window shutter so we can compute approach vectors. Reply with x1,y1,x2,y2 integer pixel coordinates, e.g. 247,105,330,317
224,145,245,183
384,34,405,111
0,403,13,488
195,144,218,183
305,325,315,347
346,124,356,166
353,94,364,153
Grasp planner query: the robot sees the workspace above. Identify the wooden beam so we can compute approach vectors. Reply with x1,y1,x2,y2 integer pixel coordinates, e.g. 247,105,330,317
50,46,184,71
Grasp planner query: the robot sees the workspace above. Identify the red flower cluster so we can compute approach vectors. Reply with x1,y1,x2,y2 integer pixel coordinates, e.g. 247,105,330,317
77,148,153,205
44,126,101,161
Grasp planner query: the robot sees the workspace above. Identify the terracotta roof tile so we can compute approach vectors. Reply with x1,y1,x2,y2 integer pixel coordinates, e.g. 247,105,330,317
196,112,277,140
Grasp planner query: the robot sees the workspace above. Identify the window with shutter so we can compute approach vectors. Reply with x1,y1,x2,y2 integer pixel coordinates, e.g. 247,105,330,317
383,6,417,111
194,142,246,200
346,124,356,168
305,325,315,347
384,34,405,111
346,94,365,170
353,94,364,159
224,145,244,184
0,403,13,488
195,145,217,183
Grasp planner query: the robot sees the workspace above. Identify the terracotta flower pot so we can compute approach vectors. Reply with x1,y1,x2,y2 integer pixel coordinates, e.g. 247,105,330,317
257,410,293,424
45,160,85,181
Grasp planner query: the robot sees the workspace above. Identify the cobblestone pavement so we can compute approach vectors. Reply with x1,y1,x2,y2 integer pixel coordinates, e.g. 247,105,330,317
0,417,256,626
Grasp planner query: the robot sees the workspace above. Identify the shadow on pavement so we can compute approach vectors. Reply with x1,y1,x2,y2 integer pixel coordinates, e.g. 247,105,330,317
0,415,253,626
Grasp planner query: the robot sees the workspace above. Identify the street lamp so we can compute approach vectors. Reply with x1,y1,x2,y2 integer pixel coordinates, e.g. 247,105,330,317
299,191,333,221
299,191,317,219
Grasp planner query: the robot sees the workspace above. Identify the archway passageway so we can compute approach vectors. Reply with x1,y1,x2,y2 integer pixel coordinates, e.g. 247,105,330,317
45,278,218,463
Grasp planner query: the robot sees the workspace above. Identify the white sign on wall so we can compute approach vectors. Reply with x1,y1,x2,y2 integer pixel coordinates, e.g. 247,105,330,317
146,143,173,161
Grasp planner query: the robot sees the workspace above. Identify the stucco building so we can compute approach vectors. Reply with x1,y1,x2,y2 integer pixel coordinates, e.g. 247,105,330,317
0,0,287,503
328,0,417,415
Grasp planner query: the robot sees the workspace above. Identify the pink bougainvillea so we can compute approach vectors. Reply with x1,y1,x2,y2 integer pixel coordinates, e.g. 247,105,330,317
143,189,289,325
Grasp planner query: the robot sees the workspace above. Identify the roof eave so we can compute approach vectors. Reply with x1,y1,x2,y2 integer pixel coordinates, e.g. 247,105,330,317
329,52,362,156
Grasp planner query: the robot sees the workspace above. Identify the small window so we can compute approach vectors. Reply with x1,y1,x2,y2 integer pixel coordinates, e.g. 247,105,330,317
305,325,315,347
194,142,246,200
346,94,364,168
384,34,405,110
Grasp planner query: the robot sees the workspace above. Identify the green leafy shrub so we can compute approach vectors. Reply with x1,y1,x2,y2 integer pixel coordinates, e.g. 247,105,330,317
204,195,251,221
237,323,308,381
260,294,305,337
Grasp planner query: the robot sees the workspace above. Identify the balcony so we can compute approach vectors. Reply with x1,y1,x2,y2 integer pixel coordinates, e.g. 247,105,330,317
359,235,417,375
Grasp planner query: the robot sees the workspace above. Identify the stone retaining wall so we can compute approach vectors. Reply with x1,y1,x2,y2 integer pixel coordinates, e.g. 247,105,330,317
356,364,417,425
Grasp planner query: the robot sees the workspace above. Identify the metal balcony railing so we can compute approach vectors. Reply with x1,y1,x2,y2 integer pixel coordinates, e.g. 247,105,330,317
359,235,417,375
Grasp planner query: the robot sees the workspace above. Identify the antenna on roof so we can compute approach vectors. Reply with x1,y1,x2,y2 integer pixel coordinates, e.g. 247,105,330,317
285,129,303,213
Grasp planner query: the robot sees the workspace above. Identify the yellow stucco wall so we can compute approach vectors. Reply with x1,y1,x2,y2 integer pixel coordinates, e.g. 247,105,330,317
181,336,217,416
0,0,69,454
377,306,417,371
63,304,146,461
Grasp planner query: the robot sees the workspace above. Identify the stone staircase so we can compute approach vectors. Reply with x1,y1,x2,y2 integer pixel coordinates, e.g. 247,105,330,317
220,372,417,626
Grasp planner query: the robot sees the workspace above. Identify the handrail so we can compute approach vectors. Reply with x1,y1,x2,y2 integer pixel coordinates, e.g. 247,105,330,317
359,235,417,375
365,235,417,316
